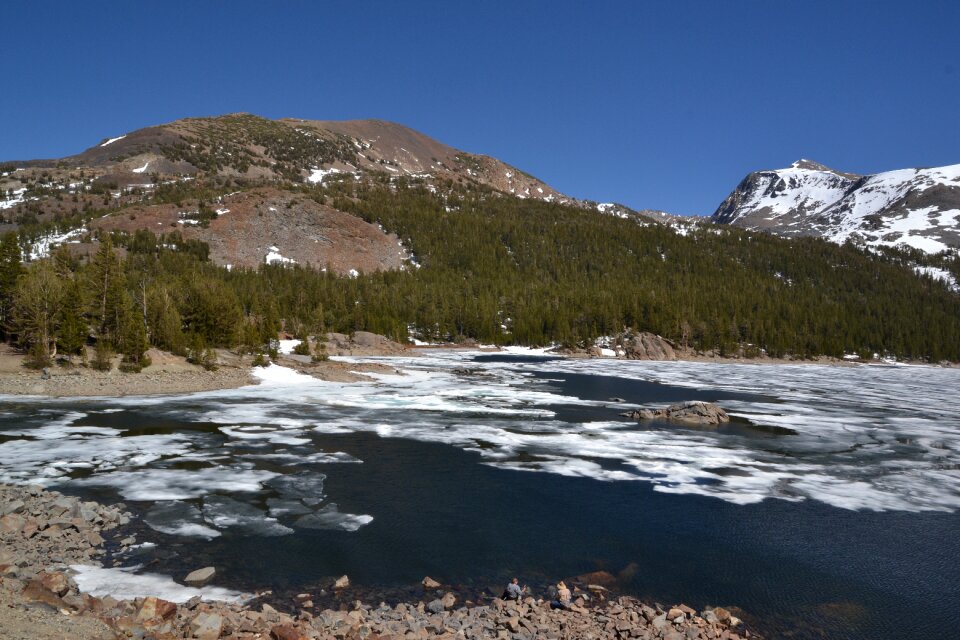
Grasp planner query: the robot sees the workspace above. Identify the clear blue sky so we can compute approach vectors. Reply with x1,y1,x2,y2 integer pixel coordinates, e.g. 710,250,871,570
2,1,958,215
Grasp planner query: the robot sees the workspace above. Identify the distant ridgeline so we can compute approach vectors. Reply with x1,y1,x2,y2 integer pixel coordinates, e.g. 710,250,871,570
0,114,958,365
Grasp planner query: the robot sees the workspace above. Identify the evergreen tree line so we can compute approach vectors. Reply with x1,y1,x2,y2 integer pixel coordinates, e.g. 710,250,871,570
2,179,959,368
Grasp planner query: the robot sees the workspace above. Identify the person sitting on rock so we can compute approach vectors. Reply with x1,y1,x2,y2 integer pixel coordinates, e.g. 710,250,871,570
550,581,572,609
502,577,525,601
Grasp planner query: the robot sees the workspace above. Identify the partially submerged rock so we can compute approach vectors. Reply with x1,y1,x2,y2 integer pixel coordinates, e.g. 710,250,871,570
624,401,730,424
421,575,441,589
184,566,216,587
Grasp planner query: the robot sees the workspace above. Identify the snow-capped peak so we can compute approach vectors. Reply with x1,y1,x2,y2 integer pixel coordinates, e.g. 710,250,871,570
713,161,960,254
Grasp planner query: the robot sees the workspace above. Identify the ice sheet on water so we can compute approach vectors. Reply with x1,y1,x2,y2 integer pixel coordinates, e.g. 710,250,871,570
201,495,294,536
265,472,326,505
294,503,373,532
0,429,192,485
252,351,960,513
266,498,314,517
144,501,221,539
70,564,249,603
5,349,960,526
220,424,311,446
241,450,360,465
73,467,278,501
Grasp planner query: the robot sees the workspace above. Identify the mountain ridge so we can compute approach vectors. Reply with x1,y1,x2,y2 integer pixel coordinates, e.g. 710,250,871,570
712,159,960,253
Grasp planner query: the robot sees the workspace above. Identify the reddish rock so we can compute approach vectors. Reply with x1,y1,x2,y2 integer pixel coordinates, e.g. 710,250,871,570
21,578,67,609
138,595,178,621
713,607,732,624
0,513,26,533
39,571,70,596
271,623,309,640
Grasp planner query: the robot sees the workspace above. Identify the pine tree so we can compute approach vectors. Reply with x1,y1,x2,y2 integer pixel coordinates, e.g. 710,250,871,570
12,263,63,368
119,293,150,372
56,279,87,358
0,232,23,340
86,239,124,345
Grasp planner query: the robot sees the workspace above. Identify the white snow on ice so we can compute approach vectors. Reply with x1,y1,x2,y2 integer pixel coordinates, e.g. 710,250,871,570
71,564,250,603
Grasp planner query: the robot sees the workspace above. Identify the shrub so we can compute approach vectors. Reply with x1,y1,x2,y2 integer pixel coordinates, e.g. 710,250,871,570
90,344,114,371
23,342,52,370
311,343,329,362
292,340,311,356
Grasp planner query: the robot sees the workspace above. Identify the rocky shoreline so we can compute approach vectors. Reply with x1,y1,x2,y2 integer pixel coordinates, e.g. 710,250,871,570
0,483,759,639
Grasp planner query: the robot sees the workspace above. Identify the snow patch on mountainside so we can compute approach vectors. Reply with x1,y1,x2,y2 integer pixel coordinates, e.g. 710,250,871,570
100,135,127,147
713,161,960,253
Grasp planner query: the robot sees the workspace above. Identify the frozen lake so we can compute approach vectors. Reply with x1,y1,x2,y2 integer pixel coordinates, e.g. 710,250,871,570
1,352,958,639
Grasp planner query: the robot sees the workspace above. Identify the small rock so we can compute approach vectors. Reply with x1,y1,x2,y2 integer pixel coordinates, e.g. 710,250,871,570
184,566,216,587
333,574,349,589
712,607,732,624
422,576,441,589
441,592,456,609
427,599,445,614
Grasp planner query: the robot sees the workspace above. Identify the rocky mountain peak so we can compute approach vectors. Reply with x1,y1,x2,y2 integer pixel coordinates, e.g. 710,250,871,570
712,161,960,253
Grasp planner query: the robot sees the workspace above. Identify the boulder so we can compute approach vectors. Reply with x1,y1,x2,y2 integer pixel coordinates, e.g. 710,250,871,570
623,333,678,360
271,623,308,640
0,513,26,533
39,571,70,597
190,612,224,640
422,576,442,589
441,592,456,609
1,500,25,516
427,599,445,614
137,596,178,621
184,566,216,587
51,497,80,518
21,578,67,609
624,401,730,425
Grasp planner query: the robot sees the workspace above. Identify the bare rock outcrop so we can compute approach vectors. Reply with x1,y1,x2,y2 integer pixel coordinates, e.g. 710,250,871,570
322,331,407,356
622,332,678,360
624,401,730,424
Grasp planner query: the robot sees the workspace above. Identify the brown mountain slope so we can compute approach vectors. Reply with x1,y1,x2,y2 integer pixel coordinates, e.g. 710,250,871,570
9,113,567,204
89,188,405,273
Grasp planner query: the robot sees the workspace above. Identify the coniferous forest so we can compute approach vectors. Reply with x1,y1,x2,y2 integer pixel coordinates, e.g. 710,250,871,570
3,174,959,369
